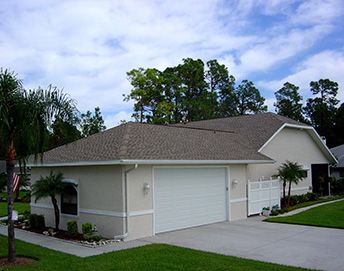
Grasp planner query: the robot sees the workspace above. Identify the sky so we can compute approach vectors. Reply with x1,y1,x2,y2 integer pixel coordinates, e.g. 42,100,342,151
1,0,344,128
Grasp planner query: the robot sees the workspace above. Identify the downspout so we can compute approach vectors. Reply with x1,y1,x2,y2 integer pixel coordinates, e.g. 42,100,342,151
114,164,138,240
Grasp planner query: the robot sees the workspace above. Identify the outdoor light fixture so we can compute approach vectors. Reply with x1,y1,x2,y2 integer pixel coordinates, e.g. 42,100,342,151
232,179,238,187
143,183,150,194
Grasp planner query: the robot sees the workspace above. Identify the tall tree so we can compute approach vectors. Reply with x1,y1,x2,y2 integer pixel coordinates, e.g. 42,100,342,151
236,80,267,115
125,68,172,123
274,82,305,122
80,106,106,136
304,79,339,146
176,58,215,121
0,69,76,262
206,60,237,117
333,102,344,147
49,117,82,149
162,67,184,123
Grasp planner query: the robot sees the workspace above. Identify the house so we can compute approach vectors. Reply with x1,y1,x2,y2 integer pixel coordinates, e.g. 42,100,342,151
330,144,344,180
28,113,336,240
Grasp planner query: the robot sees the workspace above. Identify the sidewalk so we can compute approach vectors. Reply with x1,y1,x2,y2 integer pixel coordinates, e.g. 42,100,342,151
277,197,344,217
0,225,150,257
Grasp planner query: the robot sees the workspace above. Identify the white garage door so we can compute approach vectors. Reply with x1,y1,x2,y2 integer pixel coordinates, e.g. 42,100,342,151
154,167,227,233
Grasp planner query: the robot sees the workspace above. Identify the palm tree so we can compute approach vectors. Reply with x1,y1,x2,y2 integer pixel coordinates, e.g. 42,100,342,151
277,161,304,207
32,172,66,231
0,69,76,262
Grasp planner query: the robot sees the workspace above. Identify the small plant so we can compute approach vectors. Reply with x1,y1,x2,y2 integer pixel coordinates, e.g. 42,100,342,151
82,222,93,235
29,214,45,229
83,233,102,242
67,220,78,237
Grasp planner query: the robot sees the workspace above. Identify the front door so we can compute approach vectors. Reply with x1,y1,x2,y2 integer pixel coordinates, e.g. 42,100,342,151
311,164,329,195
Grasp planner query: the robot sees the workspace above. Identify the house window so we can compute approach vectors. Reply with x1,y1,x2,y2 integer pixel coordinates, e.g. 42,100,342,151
301,170,308,178
61,184,78,216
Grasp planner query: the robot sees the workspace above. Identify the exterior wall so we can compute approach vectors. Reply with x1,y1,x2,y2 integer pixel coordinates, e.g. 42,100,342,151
30,165,124,238
248,127,330,194
126,165,154,240
229,165,248,221
31,163,249,240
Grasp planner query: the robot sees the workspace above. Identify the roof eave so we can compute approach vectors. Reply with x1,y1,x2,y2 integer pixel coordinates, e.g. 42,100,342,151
27,159,274,168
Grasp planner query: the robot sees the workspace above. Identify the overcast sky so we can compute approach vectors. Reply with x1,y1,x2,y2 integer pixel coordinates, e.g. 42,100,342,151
1,0,343,127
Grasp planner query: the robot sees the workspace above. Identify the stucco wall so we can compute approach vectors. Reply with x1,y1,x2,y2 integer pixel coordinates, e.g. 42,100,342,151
247,127,330,193
30,165,124,238
229,164,248,221
126,165,154,240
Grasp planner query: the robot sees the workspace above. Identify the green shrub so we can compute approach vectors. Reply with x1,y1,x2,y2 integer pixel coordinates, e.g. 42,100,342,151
67,220,78,237
331,179,344,194
82,222,93,235
83,233,102,242
270,209,279,216
29,214,45,229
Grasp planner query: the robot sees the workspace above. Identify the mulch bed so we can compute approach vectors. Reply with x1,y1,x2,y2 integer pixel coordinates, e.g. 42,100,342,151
21,226,84,241
0,256,36,267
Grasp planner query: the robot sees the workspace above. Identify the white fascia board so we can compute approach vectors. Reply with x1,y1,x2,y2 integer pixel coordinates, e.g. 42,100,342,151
258,123,337,163
120,159,274,165
27,160,123,168
28,159,274,168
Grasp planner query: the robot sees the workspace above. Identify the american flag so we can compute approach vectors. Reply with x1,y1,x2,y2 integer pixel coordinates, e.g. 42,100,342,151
12,172,20,192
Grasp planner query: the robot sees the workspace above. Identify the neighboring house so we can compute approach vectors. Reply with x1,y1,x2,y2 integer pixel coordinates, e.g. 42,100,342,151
330,144,344,180
28,113,336,240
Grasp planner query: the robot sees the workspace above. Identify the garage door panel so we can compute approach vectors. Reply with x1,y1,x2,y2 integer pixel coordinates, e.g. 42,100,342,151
154,168,227,233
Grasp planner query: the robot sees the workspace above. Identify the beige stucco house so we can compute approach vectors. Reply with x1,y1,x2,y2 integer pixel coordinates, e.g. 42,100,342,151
28,113,336,240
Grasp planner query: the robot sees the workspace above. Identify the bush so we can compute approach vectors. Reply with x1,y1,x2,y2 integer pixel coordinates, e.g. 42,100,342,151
83,233,102,242
82,222,93,235
67,220,78,237
331,179,344,194
29,214,45,229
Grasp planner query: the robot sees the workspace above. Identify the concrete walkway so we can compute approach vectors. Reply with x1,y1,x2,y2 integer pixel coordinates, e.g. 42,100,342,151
0,225,149,257
144,217,344,271
277,198,344,217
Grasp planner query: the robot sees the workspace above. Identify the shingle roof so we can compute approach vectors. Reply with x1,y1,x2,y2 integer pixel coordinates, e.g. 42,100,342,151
330,144,344,168
173,112,307,151
32,113,309,165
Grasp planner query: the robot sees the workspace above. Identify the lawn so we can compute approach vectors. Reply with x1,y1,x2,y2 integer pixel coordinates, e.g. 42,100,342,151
0,202,30,217
0,235,309,271
266,200,344,229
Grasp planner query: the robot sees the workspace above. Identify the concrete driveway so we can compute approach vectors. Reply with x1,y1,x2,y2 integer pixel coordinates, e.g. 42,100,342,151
143,217,344,271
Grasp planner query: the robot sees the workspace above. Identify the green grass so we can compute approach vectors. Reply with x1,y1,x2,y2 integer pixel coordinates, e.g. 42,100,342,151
0,191,30,199
285,196,344,212
266,200,344,229
0,202,30,217
0,235,309,271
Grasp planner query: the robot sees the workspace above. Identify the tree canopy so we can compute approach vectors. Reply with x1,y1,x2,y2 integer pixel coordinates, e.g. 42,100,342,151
125,58,267,123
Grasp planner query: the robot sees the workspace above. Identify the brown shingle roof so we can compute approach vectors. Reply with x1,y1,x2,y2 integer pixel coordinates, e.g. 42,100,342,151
32,113,309,165
174,112,307,151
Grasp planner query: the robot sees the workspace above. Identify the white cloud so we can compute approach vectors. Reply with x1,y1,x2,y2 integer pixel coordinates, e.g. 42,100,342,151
258,50,344,102
103,111,133,128
0,0,343,124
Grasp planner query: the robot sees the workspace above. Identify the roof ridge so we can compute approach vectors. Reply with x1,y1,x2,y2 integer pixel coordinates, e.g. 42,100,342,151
118,123,131,159
168,124,235,134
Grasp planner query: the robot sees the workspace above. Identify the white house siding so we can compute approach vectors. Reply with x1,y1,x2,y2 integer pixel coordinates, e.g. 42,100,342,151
126,165,154,240
229,164,248,221
30,165,124,238
247,127,330,194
